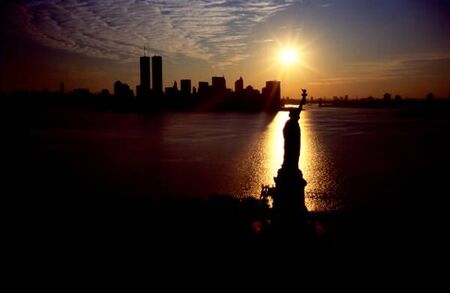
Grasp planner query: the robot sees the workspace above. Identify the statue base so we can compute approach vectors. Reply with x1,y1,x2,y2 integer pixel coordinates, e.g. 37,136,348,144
272,166,307,228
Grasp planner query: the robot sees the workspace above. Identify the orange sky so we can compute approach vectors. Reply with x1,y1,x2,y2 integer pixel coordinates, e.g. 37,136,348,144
1,0,449,98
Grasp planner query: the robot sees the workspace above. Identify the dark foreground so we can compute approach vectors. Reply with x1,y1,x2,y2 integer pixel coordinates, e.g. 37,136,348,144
7,192,448,271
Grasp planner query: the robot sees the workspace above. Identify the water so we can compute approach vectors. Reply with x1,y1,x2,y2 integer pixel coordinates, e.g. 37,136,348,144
29,106,450,212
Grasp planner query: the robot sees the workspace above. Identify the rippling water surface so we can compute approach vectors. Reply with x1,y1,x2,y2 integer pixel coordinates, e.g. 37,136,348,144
31,106,450,212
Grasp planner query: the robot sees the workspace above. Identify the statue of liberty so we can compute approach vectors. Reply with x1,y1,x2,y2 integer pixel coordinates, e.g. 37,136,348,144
272,89,308,224
282,89,307,171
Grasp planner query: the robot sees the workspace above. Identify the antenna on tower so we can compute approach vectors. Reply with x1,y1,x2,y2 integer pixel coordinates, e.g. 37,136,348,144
144,46,146,56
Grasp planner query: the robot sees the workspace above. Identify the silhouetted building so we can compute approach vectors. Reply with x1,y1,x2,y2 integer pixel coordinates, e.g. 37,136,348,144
139,56,150,96
235,77,243,93
114,81,122,97
262,80,281,111
136,85,142,97
165,81,179,97
72,88,90,98
198,81,209,96
212,76,226,91
152,56,163,93
180,79,191,95
244,85,259,95
114,80,133,98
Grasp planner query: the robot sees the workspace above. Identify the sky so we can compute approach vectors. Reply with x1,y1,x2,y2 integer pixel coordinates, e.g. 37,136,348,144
1,0,449,98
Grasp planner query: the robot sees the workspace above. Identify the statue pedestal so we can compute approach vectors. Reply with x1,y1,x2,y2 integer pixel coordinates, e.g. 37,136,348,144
272,167,307,229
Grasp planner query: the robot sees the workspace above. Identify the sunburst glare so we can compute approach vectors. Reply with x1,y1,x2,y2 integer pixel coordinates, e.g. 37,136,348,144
280,47,299,66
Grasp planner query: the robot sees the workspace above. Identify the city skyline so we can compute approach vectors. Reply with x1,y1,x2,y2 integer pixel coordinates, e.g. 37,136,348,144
1,0,449,98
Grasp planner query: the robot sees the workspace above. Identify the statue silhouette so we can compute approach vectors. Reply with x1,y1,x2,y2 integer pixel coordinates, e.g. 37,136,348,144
269,89,308,229
282,108,301,170
281,89,307,170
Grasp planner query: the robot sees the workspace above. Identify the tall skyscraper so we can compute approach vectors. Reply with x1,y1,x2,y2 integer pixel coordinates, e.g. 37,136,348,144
152,56,163,93
212,76,226,91
198,81,209,96
262,80,281,111
235,77,243,93
180,79,191,95
140,56,150,92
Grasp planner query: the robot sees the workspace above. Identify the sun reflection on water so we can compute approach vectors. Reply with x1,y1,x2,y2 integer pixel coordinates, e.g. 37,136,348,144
263,109,336,212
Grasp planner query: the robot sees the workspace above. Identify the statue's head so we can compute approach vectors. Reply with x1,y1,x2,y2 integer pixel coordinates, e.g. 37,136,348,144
289,108,300,120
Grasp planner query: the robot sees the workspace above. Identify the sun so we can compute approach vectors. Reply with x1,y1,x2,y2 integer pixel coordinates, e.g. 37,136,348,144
280,47,299,65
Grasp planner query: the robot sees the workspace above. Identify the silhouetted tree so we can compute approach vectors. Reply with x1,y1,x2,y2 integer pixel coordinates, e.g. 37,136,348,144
114,81,133,99
383,93,392,102
100,89,110,97
426,92,434,101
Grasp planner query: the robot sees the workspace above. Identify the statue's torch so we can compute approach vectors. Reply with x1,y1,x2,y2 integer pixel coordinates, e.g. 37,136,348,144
300,89,307,111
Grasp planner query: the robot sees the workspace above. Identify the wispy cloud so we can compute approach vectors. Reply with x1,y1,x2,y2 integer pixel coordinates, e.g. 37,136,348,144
320,2,334,8
18,0,294,67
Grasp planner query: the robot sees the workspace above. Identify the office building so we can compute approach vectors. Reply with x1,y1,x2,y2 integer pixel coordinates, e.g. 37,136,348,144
262,80,281,111
152,56,163,93
180,79,191,95
140,56,150,92
198,81,209,96
235,77,243,93
212,76,226,91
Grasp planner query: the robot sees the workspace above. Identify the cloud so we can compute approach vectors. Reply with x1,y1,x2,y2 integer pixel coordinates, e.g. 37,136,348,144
320,2,334,8
17,0,294,67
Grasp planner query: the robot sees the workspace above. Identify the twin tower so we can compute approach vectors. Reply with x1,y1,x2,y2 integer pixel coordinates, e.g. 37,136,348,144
137,54,163,97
